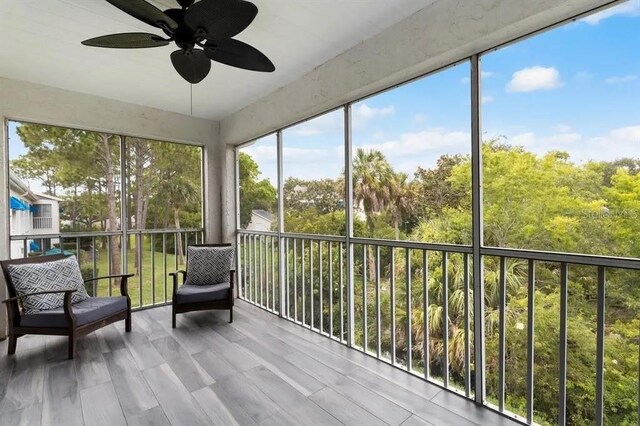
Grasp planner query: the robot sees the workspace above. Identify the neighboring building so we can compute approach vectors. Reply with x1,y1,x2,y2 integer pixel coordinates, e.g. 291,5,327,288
9,172,61,259
247,209,274,232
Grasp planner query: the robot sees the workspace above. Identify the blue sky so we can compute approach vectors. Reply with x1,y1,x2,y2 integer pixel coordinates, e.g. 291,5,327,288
243,0,640,185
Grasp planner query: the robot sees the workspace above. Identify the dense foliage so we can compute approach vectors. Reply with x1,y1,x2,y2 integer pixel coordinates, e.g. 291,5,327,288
240,142,639,425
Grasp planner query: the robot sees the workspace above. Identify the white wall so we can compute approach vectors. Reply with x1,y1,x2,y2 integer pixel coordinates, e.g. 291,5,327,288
0,77,223,338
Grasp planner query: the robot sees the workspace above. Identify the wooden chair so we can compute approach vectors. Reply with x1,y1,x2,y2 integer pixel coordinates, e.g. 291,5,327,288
1,254,133,359
170,243,235,328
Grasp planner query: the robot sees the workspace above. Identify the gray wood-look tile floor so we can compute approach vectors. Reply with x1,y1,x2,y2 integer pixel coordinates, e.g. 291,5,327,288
0,300,521,426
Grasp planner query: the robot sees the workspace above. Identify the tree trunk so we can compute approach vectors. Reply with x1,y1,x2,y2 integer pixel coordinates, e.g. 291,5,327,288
394,217,400,241
99,134,121,281
174,207,184,265
133,139,148,272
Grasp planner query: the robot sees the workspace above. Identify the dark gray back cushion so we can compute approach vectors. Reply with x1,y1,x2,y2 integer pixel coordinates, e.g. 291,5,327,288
7,255,90,314
186,246,234,285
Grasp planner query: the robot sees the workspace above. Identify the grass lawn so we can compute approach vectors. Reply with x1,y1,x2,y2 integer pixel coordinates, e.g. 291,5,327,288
84,239,186,308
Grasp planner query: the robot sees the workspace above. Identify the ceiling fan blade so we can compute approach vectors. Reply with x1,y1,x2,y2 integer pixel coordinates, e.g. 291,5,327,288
204,39,274,72
82,33,170,49
170,49,212,84
184,0,258,40
105,0,178,32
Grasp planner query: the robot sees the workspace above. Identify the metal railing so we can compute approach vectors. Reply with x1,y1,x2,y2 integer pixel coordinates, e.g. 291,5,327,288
238,229,640,426
32,216,53,229
9,228,204,310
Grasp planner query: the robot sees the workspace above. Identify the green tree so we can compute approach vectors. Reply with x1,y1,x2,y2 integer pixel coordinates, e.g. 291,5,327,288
239,152,277,228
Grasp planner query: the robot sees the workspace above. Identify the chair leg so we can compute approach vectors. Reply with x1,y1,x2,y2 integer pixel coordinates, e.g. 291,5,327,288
229,307,233,323
125,312,132,332
68,335,76,360
172,310,177,329
7,334,17,355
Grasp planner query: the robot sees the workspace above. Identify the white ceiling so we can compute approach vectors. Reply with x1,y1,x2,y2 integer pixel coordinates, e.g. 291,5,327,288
0,0,435,120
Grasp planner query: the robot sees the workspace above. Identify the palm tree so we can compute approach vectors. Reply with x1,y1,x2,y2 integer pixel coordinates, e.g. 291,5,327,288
353,149,393,279
352,148,393,234
388,172,417,240
158,175,199,264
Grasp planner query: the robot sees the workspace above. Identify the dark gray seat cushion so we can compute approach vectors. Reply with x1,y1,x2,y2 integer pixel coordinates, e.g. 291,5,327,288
19,296,128,328
176,283,230,304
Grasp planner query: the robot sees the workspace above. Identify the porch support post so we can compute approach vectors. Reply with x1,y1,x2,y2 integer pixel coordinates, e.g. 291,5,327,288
0,117,9,339
471,54,486,405
277,130,286,317
344,105,355,347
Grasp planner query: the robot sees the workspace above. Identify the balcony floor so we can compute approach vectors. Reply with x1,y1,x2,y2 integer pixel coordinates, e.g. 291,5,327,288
0,300,519,426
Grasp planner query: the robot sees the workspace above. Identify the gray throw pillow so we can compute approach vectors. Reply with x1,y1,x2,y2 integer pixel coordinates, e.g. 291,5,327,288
186,246,235,285
7,255,90,314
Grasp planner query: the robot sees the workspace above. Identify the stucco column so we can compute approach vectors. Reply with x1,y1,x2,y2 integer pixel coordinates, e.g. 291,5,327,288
203,141,222,244
220,143,237,244
0,115,9,339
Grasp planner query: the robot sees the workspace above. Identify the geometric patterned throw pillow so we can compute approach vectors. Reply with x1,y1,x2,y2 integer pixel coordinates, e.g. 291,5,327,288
186,246,234,286
7,255,90,314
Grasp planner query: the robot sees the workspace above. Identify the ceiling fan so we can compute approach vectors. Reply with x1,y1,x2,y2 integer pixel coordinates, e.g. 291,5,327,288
82,0,275,84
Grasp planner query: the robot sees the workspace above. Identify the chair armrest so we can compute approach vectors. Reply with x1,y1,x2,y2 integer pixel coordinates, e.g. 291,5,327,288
84,274,134,298
2,289,77,304
83,274,135,283
170,270,187,300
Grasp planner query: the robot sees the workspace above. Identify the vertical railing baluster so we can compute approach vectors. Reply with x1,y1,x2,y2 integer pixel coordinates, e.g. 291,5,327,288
302,239,306,326
376,246,381,359
499,256,507,411
22,239,27,259
391,248,396,364
294,239,298,322
310,240,315,330
151,234,155,306
265,236,269,310
363,244,368,352
76,237,80,261
595,266,606,426
320,241,324,333
558,262,568,426
174,232,178,274
442,251,449,387
526,259,536,425
92,236,97,296
260,236,264,307
163,233,167,303
274,236,278,314
254,235,258,305
138,233,143,307
340,242,344,342
242,234,247,300
406,248,412,371
423,250,429,379
464,253,471,397
107,237,113,297
329,242,334,338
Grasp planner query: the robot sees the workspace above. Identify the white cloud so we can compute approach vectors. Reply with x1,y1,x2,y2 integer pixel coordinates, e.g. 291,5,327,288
291,109,343,137
575,71,593,81
460,71,495,84
506,125,640,163
608,126,640,142
482,95,495,104
413,113,427,124
605,75,638,84
360,129,470,158
581,1,640,25
352,104,395,120
507,66,563,93
555,124,574,133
